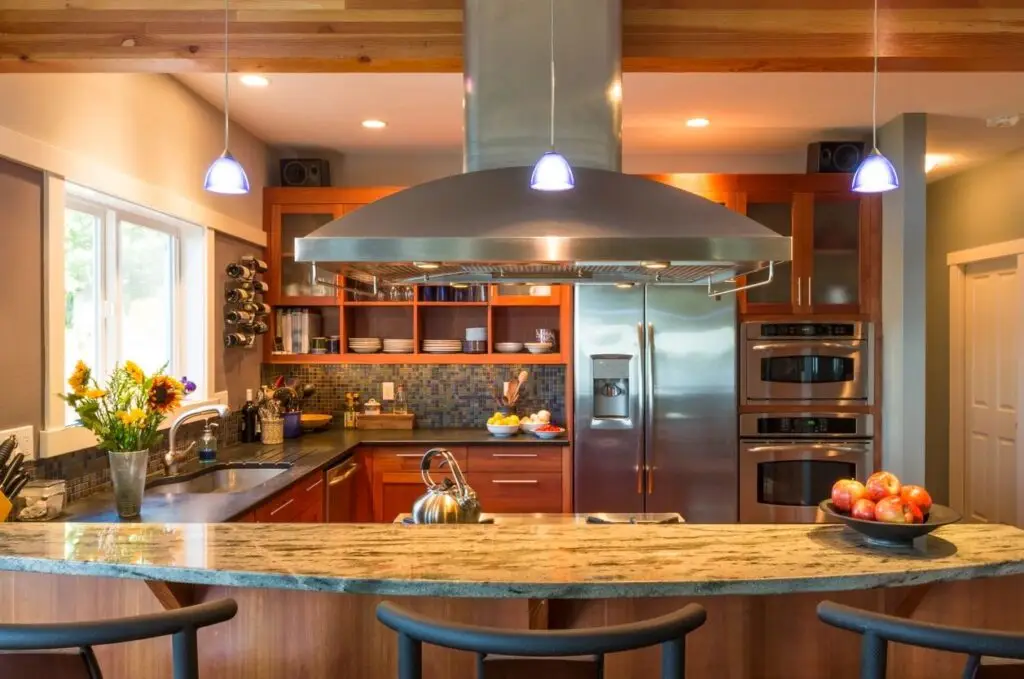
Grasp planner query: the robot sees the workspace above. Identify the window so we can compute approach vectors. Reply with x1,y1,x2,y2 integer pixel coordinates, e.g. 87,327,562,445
60,184,205,426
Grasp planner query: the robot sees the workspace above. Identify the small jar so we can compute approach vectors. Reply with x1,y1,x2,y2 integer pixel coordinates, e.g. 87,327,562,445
364,398,382,416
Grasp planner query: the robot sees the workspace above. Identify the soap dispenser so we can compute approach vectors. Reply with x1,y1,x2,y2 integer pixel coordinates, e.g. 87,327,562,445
198,422,219,463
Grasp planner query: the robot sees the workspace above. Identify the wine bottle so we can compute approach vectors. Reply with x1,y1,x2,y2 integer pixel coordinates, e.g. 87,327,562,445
225,262,254,280
224,332,252,347
241,256,269,273
225,309,255,325
240,389,260,443
245,320,270,335
237,279,269,294
241,301,271,316
225,287,253,303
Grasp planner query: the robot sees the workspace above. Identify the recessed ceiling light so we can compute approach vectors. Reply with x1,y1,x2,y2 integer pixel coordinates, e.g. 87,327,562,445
685,118,711,128
641,261,670,270
414,261,440,270
361,119,388,129
239,74,270,88
925,154,952,173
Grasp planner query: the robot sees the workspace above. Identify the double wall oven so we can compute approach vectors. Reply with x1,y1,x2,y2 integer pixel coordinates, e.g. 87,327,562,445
739,322,875,523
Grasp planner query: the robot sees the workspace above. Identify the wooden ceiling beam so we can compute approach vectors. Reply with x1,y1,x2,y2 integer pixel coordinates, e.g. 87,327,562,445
1,2,1022,73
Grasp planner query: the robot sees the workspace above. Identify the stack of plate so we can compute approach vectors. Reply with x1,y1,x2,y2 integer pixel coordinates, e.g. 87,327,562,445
349,337,382,354
383,339,415,354
422,339,463,354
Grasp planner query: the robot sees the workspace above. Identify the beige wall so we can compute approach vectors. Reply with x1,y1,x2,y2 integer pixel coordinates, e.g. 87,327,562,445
0,158,43,430
214,234,265,409
0,73,268,228
926,148,1024,504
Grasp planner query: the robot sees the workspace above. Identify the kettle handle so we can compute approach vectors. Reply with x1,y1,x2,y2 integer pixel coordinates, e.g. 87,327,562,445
419,448,451,490
440,450,471,497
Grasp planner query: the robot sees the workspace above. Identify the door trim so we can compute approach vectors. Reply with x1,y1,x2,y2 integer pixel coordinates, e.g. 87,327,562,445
947,245,1024,522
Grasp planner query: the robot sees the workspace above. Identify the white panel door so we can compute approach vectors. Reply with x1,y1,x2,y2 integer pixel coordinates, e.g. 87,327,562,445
964,257,1019,525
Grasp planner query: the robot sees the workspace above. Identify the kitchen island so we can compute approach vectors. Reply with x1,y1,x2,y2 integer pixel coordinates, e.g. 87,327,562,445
0,520,1023,678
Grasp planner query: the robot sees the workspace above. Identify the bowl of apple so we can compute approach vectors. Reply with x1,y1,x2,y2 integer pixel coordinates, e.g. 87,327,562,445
820,472,962,547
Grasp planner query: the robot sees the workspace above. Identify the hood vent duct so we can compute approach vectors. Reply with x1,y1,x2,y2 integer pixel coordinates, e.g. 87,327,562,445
295,0,791,287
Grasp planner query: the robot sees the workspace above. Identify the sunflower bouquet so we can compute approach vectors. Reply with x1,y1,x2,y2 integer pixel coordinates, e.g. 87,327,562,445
61,360,195,452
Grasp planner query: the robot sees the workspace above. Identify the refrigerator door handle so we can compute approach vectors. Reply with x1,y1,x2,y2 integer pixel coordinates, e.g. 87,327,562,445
646,321,655,494
636,321,645,495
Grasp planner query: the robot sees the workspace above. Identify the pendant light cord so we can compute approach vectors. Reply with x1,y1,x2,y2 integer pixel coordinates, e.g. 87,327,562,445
549,0,555,150
223,0,230,149
871,0,878,151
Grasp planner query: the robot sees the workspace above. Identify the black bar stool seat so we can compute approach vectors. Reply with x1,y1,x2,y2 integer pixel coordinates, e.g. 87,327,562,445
818,600,1024,679
376,601,707,679
0,598,237,679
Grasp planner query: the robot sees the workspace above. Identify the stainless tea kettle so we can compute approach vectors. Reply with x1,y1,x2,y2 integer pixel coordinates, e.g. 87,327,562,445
411,448,482,524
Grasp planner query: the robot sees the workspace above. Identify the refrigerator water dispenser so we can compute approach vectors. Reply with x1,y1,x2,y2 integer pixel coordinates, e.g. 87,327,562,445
592,356,630,419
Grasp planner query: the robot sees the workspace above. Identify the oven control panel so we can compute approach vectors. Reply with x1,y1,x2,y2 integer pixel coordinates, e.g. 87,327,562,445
757,323,858,338
739,413,874,438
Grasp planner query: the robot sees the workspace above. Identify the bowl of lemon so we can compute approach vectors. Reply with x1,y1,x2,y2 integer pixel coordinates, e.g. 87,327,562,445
486,413,521,438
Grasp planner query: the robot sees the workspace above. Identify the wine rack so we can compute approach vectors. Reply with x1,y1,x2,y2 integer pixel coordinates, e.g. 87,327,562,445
224,255,270,349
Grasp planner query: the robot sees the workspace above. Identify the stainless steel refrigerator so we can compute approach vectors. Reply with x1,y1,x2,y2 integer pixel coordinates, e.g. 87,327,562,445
573,285,738,522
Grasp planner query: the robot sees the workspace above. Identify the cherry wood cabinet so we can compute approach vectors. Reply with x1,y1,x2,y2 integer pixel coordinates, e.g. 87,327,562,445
252,471,325,523
469,472,563,513
647,173,881,319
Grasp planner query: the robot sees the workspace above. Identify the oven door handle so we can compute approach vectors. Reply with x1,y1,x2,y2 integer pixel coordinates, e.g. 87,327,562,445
746,444,869,454
750,342,861,352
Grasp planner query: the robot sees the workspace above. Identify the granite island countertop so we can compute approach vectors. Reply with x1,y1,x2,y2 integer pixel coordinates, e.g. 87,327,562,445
0,521,1022,599
65,427,569,523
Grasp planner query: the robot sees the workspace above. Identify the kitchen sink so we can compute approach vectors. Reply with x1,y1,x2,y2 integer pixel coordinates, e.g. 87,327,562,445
148,463,292,495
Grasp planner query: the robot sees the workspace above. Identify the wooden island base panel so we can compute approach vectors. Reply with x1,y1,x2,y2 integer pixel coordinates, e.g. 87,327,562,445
0,522,1023,679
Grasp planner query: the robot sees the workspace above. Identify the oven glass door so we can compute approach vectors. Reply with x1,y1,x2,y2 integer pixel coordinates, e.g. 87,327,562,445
739,442,872,522
745,340,867,402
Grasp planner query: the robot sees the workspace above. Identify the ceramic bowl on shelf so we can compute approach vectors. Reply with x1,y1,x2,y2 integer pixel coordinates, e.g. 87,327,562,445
533,426,566,440
524,342,554,354
818,500,962,547
486,423,520,438
495,342,524,354
520,421,543,433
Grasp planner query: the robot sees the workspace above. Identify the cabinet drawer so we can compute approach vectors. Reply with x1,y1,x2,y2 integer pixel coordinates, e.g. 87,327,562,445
467,446,564,472
255,472,325,523
469,472,562,514
372,446,467,472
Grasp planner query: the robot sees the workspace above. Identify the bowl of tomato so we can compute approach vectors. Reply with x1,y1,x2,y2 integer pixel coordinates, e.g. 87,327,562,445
533,424,566,440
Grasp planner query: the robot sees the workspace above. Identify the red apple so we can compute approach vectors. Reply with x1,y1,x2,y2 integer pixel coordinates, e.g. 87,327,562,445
901,485,933,515
831,479,868,513
850,498,877,521
874,496,923,524
865,471,902,503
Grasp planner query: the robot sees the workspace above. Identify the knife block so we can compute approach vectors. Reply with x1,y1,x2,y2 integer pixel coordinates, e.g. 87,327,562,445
0,491,11,522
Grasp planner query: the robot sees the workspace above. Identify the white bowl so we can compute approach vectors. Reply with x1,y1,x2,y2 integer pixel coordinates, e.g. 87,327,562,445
487,423,520,438
524,342,553,354
533,427,566,440
495,342,525,353
520,421,543,433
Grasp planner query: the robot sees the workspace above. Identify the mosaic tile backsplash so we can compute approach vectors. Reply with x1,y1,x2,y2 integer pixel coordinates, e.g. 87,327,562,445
262,363,567,428
27,412,242,503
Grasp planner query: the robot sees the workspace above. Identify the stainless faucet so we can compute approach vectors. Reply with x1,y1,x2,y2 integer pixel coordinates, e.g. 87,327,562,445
163,404,231,475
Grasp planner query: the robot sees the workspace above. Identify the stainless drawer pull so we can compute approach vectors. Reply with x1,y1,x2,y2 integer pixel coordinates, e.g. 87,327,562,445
492,479,539,484
492,453,538,458
305,478,324,492
269,498,295,516
396,454,424,458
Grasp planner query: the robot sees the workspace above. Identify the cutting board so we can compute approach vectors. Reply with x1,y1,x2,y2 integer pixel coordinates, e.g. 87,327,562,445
357,413,415,430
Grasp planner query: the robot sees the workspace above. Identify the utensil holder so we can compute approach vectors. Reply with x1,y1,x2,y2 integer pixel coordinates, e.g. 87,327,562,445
261,417,284,445
108,450,149,520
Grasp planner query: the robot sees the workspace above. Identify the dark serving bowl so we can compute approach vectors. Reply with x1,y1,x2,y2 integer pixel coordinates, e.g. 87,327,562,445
819,500,962,546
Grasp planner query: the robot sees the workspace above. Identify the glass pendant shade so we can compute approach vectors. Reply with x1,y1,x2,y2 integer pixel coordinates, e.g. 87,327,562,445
530,151,575,192
204,151,250,195
851,150,899,194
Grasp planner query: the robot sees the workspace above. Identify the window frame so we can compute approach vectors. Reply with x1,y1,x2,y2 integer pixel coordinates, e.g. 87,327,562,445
42,176,221,458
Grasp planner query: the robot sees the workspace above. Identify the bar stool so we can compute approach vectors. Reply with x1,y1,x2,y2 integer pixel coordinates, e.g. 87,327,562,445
0,598,237,679
818,600,1024,679
376,601,707,679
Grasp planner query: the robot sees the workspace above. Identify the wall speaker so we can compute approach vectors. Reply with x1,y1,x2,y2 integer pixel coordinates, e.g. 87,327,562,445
806,142,865,174
280,158,331,187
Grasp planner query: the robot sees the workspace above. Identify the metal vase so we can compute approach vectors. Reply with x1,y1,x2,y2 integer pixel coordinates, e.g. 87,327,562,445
107,449,149,519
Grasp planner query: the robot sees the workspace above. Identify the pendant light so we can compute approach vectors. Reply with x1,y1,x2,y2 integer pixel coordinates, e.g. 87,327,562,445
851,0,899,193
204,0,250,195
530,0,574,191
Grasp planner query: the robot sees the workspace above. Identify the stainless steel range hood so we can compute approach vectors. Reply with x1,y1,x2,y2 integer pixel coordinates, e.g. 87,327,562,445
295,0,791,287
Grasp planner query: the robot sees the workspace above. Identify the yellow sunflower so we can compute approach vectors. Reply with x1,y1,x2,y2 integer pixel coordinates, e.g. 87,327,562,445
67,360,91,396
124,360,145,384
116,408,146,426
147,375,184,414
85,388,107,399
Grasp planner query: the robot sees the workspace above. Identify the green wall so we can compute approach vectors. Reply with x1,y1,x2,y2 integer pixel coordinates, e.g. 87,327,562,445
926,148,1024,504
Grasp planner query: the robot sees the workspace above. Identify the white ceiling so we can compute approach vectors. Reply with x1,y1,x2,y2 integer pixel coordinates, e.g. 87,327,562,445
177,72,1024,179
